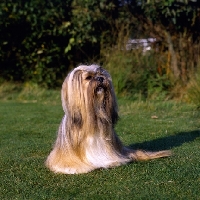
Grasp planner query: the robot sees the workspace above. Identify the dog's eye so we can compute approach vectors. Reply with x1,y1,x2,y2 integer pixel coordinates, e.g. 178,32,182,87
86,76,92,80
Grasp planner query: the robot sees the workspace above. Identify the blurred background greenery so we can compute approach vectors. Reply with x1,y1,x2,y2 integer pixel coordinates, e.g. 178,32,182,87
0,0,200,105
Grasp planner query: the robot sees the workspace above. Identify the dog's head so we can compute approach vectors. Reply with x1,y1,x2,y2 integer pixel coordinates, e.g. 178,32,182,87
61,65,118,125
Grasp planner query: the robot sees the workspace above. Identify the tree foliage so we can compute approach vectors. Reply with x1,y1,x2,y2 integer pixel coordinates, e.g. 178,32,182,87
127,0,200,82
0,0,72,87
0,0,200,90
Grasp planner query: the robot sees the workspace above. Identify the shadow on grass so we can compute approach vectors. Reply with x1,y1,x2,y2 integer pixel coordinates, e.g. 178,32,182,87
129,130,200,151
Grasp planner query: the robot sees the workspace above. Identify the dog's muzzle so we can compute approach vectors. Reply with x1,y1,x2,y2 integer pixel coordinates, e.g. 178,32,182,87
96,86,104,94
94,76,106,95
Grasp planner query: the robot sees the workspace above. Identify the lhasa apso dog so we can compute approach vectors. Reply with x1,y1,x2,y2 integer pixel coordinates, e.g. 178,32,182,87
45,64,171,174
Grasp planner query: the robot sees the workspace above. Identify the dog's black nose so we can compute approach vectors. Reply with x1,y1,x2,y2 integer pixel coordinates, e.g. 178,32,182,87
96,77,104,83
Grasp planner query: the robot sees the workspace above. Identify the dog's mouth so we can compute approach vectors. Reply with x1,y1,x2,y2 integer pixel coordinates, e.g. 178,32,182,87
96,86,105,94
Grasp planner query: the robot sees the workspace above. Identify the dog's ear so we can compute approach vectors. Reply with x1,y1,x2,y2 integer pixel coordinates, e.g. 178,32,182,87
72,110,82,127
61,77,68,113
111,107,119,124
111,97,119,124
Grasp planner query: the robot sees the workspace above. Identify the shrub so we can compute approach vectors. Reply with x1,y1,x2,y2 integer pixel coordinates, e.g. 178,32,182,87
103,47,171,100
186,64,200,107
0,0,120,87
0,0,72,87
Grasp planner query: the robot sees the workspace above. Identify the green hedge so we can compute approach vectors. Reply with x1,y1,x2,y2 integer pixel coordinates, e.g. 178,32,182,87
1,0,199,94
0,0,117,88
0,0,72,87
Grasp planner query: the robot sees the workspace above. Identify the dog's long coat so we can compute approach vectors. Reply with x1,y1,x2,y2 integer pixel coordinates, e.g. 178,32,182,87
45,65,171,174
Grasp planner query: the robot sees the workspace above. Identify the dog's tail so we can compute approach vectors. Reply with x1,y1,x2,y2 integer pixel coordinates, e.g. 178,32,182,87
128,150,171,161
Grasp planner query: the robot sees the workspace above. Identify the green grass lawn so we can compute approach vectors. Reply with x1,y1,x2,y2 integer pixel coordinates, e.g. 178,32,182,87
0,99,200,200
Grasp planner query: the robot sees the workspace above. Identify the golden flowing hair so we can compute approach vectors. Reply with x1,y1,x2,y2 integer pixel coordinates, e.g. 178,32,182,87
45,65,171,174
